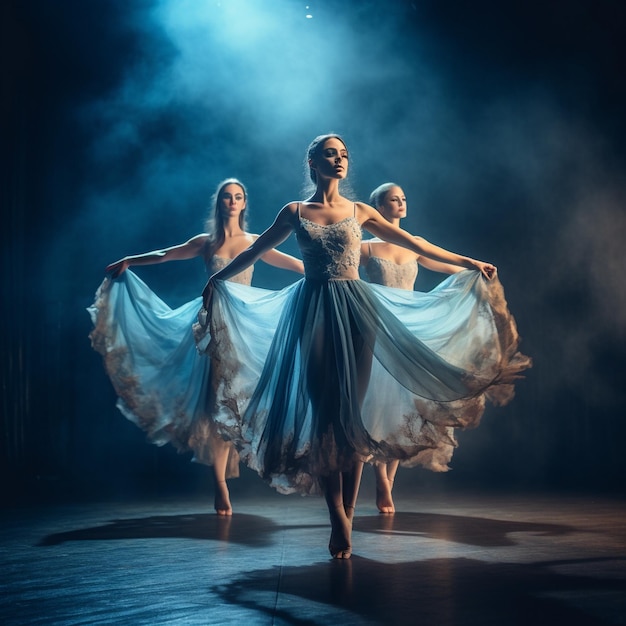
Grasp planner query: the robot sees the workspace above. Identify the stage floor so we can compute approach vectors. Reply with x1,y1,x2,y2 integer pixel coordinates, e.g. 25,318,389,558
2,487,625,625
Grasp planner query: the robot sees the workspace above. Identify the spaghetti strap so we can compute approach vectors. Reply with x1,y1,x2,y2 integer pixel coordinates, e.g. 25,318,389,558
353,203,356,216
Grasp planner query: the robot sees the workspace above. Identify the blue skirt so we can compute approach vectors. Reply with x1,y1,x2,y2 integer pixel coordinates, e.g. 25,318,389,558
88,271,244,476
195,270,531,495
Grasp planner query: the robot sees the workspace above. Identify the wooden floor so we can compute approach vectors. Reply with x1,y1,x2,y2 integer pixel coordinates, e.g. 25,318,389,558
1,485,625,625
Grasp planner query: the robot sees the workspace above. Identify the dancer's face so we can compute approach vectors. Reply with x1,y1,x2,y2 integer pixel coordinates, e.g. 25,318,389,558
219,184,247,219
310,137,349,181
380,186,407,221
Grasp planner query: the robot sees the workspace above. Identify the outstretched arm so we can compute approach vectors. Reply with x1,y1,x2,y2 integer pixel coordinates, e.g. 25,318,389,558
202,205,297,307
359,203,496,280
106,234,209,278
417,254,465,275
259,244,305,274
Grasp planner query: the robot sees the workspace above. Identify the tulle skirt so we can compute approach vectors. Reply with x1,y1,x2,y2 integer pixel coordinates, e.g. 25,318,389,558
195,270,531,495
87,271,241,477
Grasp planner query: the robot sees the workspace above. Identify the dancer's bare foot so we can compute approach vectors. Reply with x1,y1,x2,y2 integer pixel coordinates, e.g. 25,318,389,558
214,480,232,516
329,505,352,559
376,476,395,515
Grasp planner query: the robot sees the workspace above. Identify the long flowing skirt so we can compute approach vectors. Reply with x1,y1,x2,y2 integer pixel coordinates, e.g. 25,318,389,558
196,270,531,495
87,271,242,476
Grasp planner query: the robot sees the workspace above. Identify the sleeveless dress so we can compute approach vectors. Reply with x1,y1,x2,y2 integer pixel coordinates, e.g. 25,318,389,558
87,255,254,477
364,247,457,471
196,207,531,495
364,254,418,291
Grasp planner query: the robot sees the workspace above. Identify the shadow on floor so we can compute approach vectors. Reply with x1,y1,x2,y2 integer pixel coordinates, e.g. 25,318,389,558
354,512,577,547
213,554,626,625
38,510,577,549
36,512,325,548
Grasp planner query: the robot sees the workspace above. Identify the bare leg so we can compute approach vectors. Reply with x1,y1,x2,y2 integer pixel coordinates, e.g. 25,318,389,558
374,459,399,514
308,309,370,557
211,438,233,516
343,331,370,522
322,471,352,559
386,459,399,484
342,460,364,522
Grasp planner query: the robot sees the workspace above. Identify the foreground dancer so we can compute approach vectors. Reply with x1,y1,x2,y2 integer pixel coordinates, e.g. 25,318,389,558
361,182,465,514
196,134,531,558
88,178,303,515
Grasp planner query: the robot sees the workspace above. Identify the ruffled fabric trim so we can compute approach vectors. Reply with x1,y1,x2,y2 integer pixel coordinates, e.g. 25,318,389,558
197,271,531,494
87,271,240,477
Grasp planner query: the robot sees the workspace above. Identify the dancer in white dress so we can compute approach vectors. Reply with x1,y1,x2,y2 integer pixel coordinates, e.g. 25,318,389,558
361,182,467,514
196,135,531,558
88,178,303,515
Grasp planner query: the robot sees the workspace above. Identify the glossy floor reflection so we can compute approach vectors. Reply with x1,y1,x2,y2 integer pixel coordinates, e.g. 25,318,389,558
2,488,625,625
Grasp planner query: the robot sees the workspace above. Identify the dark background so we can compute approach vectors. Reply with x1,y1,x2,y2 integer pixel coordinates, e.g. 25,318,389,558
3,0,625,504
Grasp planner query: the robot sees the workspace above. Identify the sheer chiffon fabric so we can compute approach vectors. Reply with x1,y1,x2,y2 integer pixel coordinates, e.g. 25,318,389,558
196,216,530,495
87,257,253,477
364,255,452,470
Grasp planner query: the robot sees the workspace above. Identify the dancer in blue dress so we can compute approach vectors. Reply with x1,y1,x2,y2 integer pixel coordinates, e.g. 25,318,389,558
361,182,468,514
88,178,303,515
196,134,531,558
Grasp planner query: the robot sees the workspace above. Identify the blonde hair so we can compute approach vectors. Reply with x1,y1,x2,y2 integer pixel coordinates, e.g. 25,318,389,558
369,182,398,210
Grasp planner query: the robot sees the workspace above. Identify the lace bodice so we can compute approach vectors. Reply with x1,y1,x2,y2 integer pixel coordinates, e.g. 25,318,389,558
207,255,254,285
365,256,418,290
296,216,362,280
